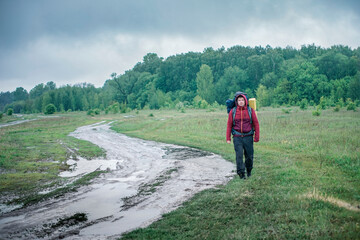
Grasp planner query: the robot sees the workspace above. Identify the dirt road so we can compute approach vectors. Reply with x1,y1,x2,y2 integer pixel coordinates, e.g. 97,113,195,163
0,121,234,239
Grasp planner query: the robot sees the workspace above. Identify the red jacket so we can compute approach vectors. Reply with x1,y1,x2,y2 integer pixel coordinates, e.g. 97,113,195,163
226,96,260,142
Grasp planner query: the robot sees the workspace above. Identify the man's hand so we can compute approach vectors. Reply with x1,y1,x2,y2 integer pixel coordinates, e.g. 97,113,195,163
226,140,231,144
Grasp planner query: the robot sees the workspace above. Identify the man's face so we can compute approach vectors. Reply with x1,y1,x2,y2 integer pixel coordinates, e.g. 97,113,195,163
237,97,245,107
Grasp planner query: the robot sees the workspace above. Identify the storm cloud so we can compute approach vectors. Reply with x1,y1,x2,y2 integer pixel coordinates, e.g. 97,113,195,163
0,0,359,92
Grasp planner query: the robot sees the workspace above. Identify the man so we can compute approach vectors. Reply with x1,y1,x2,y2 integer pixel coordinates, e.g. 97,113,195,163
226,93,260,179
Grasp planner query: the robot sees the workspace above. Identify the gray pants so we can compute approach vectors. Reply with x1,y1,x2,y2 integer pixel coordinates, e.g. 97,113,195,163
233,136,253,175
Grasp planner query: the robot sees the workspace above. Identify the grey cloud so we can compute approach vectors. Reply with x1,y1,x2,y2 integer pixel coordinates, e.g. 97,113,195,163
1,0,359,49
0,0,359,92
0,0,289,49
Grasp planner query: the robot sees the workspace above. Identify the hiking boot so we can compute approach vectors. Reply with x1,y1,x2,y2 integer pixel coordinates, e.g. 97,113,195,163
247,169,252,178
239,173,246,179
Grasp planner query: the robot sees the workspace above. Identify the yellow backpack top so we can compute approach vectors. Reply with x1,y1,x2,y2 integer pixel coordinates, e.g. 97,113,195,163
249,98,256,111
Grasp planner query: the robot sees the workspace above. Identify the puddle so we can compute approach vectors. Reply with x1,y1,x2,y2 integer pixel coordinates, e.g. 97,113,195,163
0,121,235,239
0,204,23,215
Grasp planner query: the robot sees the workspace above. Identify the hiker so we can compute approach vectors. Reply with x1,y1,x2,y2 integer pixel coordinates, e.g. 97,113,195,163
226,93,260,179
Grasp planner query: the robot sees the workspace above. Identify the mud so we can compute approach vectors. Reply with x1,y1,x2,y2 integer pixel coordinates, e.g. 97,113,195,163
0,121,234,239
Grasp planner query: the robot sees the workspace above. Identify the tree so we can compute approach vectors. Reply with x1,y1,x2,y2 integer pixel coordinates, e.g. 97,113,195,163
133,53,163,74
108,71,140,104
196,64,215,104
300,44,322,59
45,81,56,90
256,84,272,107
30,84,45,99
247,55,264,89
3,44,360,112
348,72,360,100
0,91,13,112
42,92,52,111
13,87,28,101
264,46,284,74
215,66,249,103
82,95,89,110
315,51,357,80
260,72,278,88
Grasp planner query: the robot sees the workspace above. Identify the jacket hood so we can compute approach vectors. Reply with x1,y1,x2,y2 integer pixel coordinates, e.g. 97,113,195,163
235,93,248,107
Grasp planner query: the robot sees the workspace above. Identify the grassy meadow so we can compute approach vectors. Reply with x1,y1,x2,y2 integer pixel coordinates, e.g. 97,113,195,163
0,107,359,239
0,113,106,203
111,107,360,239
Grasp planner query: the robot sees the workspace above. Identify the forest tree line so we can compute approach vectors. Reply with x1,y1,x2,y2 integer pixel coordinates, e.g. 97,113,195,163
1,44,359,114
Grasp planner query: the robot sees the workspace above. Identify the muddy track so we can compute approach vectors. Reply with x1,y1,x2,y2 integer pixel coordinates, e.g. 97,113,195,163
0,121,234,239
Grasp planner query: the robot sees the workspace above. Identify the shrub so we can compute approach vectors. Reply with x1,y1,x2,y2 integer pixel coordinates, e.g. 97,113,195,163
0,112,3,119
271,103,280,108
193,95,209,109
44,104,56,115
175,102,185,111
7,108,13,116
312,110,321,116
176,102,187,112
299,98,308,110
347,102,356,111
282,108,291,114
94,109,101,115
87,109,95,116
200,100,209,109
148,113,154,117
121,107,130,114
108,102,120,114
119,102,130,113
337,98,345,107
312,106,321,116
333,105,341,112
212,101,221,109
319,96,327,110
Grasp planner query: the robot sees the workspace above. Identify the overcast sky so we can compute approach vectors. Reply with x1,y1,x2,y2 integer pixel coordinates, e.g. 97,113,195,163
0,0,359,92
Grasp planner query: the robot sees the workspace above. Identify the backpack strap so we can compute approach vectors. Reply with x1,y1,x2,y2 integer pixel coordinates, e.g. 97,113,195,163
231,106,254,136
232,107,236,126
248,107,252,125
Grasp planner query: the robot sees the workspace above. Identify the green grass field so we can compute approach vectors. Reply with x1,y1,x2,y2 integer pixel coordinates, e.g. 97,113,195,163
111,107,360,239
0,107,359,239
0,113,106,199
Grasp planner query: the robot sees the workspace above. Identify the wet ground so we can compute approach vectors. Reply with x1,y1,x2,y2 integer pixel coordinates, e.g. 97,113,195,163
0,121,234,239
